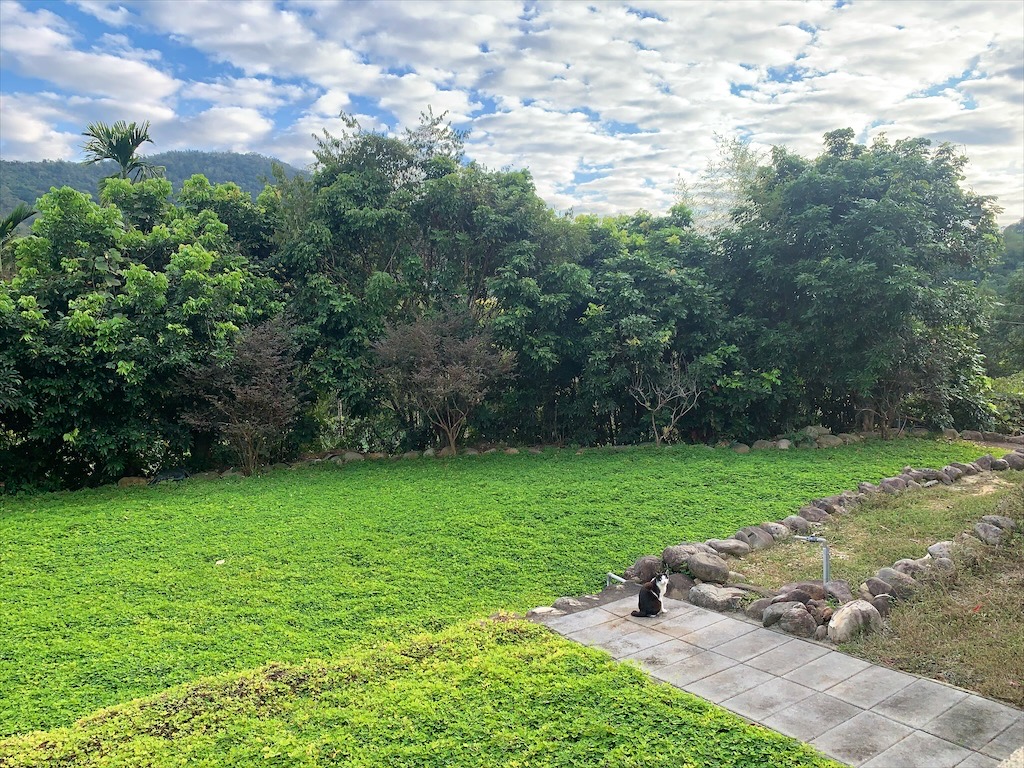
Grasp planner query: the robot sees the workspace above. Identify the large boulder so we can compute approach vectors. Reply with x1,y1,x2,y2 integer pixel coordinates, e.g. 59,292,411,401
974,522,1006,546
975,454,993,470
981,515,1017,533
1003,452,1024,470
825,580,855,603
776,439,792,450
927,541,954,559
744,596,775,621
816,434,844,448
827,600,883,643
875,567,919,600
688,552,731,584
624,555,663,582
117,476,148,488
942,428,960,440
705,538,752,557
961,430,984,441
762,601,805,627
781,515,810,534
666,573,696,599
688,584,746,611
663,545,698,571
772,588,813,605
732,443,750,454
733,526,775,551
991,458,1011,471
759,522,792,541
861,577,893,599
797,506,832,523
752,440,775,450
880,477,907,493
948,461,977,475
779,581,827,600
778,605,817,637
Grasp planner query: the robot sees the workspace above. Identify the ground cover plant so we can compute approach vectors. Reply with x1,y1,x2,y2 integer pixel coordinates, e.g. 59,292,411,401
0,440,981,745
1,619,846,768
736,469,1024,705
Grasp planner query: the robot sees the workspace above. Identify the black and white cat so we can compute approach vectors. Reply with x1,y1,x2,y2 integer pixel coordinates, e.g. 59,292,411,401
631,573,669,617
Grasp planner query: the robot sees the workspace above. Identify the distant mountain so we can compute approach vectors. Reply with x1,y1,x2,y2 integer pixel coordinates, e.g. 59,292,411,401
0,150,307,215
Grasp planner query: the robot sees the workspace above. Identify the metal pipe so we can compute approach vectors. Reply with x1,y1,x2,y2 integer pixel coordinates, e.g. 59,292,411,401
794,535,831,584
606,572,627,586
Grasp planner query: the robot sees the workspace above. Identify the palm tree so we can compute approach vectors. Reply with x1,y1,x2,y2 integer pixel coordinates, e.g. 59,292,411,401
0,203,36,280
81,120,164,182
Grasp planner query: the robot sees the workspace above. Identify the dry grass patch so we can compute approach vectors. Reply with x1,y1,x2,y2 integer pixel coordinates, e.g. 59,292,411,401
734,471,1024,707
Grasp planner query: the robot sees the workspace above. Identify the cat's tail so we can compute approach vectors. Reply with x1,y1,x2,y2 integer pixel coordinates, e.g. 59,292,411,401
631,610,644,617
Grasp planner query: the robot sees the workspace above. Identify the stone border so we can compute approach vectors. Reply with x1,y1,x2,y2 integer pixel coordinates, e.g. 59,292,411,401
530,445,1024,647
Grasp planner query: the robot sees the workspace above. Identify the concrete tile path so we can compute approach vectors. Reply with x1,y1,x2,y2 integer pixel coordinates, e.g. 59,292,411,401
538,596,1023,768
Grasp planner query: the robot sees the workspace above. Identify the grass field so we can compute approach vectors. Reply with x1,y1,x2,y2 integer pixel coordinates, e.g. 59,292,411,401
0,440,982,764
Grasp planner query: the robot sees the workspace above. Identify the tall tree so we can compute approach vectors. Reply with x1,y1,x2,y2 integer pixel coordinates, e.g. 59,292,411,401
81,120,164,182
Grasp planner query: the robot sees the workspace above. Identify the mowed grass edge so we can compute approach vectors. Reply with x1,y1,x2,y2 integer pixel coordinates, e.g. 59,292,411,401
0,440,984,735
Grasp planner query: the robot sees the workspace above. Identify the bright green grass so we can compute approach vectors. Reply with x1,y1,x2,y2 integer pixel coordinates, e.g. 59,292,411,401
0,440,980,736
1,620,844,768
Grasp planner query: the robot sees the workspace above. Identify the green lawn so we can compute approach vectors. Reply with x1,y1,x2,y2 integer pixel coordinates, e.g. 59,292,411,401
0,440,981,749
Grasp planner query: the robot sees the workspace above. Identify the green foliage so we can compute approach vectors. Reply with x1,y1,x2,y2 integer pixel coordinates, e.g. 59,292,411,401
0,440,981,734
81,120,163,182
0,620,842,768
989,373,1024,434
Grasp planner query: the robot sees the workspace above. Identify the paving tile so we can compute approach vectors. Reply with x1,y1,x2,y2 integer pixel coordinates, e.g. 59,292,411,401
651,650,734,687
861,731,973,768
781,650,872,691
682,616,757,649
653,607,727,638
826,665,916,709
923,695,1022,751
980,716,1024,760
600,596,645,617
720,677,815,722
873,678,968,728
762,692,864,742
566,618,639,646
953,753,1001,768
597,627,673,659
621,638,703,670
545,607,617,634
683,663,773,704
811,710,914,767
746,637,831,676
714,627,792,662
623,599,698,627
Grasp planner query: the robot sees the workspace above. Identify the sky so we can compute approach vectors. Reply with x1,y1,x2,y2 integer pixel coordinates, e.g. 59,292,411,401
1,0,1022,226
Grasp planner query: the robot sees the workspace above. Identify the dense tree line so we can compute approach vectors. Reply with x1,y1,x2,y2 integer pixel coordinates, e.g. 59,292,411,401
1,115,1019,491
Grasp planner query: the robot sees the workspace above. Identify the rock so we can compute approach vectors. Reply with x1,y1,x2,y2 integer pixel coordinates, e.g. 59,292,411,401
961,430,984,441
974,522,1006,546
759,522,792,541
893,557,929,576
871,594,894,618
983,431,1005,442
504,447,519,455
803,425,832,437
991,458,1010,471
624,555,663,582
438,447,457,458
930,557,957,581
341,451,364,462
776,439,792,450
1003,452,1024,470
949,461,977,475
745,597,775,620
813,625,828,641
688,584,746,611
827,600,883,643
527,606,565,619
705,538,752,557
816,434,845,448
732,443,750,454
463,448,479,456
797,506,832,523
402,450,421,459
727,571,747,583
825,580,855,603
687,552,732,584
975,454,993,470
981,515,1017,533
781,515,810,534
117,476,148,488
942,428,960,440
762,601,805,627
875,567,919,600
779,581,827,600
927,542,953,561
779,606,817,637
666,573,696,599
528,446,543,455
422,447,436,458
752,440,775,450
772,589,814,605
663,543,715,570
838,433,859,444
862,577,893,598
553,597,583,612
880,477,907,493
941,466,961,483
808,603,833,625
734,526,775,551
